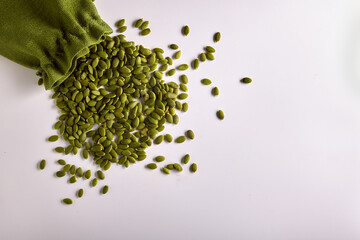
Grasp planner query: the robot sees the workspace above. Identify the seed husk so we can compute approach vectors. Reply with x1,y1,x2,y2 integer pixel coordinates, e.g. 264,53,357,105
185,130,195,140
192,59,200,70
91,178,98,187
56,171,66,177
166,69,176,76
174,163,183,172
190,163,197,173
140,28,151,36
102,185,109,194
216,110,225,120
62,198,73,205
55,147,65,153
175,136,186,143
205,46,215,53
241,77,252,84
164,134,173,143
154,135,164,145
146,163,157,169
169,44,179,50
69,176,77,184
162,167,170,175
77,189,84,198
84,170,92,179
214,32,221,42
154,155,166,162
173,50,182,59
180,74,188,84
48,135,59,142
182,154,190,164
182,25,190,36
212,87,219,96
134,18,143,28
201,78,212,85
97,170,105,180
176,64,189,71
57,159,66,165
39,159,46,170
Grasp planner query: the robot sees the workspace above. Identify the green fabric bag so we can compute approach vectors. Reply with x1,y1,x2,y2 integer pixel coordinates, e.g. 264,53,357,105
0,0,113,90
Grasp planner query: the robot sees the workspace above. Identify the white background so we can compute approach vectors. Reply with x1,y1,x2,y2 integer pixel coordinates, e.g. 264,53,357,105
1,0,360,239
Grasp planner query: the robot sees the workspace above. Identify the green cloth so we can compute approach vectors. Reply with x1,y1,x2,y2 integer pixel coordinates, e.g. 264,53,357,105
0,0,113,90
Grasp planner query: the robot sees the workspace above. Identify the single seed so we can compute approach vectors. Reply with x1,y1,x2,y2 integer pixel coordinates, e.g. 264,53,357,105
57,159,66,165
38,78,43,86
174,50,181,59
214,32,221,42
154,155,166,162
205,46,216,53
76,167,83,178
169,44,179,50
185,130,195,140
241,77,252,84
48,135,59,142
182,154,190,164
102,185,109,194
177,93,188,100
162,167,170,175
216,110,225,120
69,176,77,184
77,189,84,198
177,64,189,71
146,163,157,169
166,69,176,76
166,164,174,170
55,147,65,153
117,26,127,33
91,178,98,187
56,171,66,177
39,159,46,170
62,198,73,205
84,170,91,179
154,135,164,144
182,102,189,112
212,87,219,96
139,21,149,30
63,164,71,172
97,170,105,180
175,136,186,143
180,83,187,92
201,78,212,85
205,52,215,61
164,134,173,143
174,163,183,172
134,18,143,28
140,28,151,36
199,53,206,62
190,163,197,173
192,58,200,69
69,165,76,175
115,19,125,28
182,25,190,36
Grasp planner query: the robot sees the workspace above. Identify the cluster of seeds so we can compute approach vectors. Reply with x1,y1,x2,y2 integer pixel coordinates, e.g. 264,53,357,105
37,18,251,205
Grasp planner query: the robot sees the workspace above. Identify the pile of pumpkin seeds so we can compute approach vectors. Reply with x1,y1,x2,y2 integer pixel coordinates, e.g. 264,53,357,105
37,19,251,205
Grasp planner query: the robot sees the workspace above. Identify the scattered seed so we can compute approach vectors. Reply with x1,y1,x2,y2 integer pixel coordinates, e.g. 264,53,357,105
69,176,77,184
63,164,71,172
174,163,183,172
117,26,127,33
115,19,125,28
84,170,92,179
175,136,186,143
174,50,182,59
177,93,188,100
97,170,105,180
180,74,188,84
205,52,215,60
205,46,215,53
201,79,212,85
56,171,66,177
192,58,200,69
55,147,65,153
154,155,166,162
182,25,190,36
177,64,189,71
140,28,151,36
91,178,98,187
154,135,164,144
39,159,46,170
185,130,195,140
169,44,179,50
57,159,66,165
62,198,73,205
199,53,206,62
102,185,109,194
214,32,221,42
146,163,157,169
139,21,149,30
166,164,174,170
241,77,252,84
164,134,173,143
216,110,225,120
134,18,143,28
162,167,170,175
212,87,219,96
166,69,176,76
77,189,84,198
182,154,190,164
76,167,83,178
48,135,59,142
190,163,197,173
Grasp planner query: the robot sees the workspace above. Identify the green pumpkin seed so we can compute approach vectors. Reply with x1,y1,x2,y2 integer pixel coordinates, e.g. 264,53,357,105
164,134,173,143
201,79,212,85
205,46,215,53
175,136,186,143
162,167,170,175
154,155,165,162
212,87,219,96
135,18,143,28
140,21,149,30
154,135,164,144
174,163,183,172
176,64,189,71
63,164,71,172
56,171,66,177
48,135,59,142
182,25,190,36
180,74,188,84
55,147,65,153
146,163,157,169
169,44,179,50
241,77,252,84
76,168,83,177
117,26,127,33
84,170,92,179
39,159,46,170
115,19,125,28
62,198,73,205
166,69,176,76
57,159,66,165
166,164,174,170
185,130,195,140
69,176,77,184
97,170,105,180
190,163,197,173
182,154,190,164
69,165,76,175
205,52,215,60
177,93,188,100
216,110,225,120
214,32,221,42
182,102,188,112
192,59,200,70
199,53,206,62
91,178,98,187
102,185,109,194
174,51,181,59
77,189,84,198
179,84,188,92
140,28,151,36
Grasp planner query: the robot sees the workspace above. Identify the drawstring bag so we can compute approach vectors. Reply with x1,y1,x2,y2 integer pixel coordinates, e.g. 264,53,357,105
0,0,113,89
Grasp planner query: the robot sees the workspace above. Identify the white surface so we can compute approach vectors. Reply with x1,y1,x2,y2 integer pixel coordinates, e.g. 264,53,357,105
1,0,360,239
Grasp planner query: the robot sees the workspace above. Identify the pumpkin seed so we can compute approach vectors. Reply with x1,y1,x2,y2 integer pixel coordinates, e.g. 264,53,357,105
241,77,252,84
180,74,188,84
57,159,66,165
39,159,46,170
212,87,219,96
134,18,143,28
205,46,215,53
182,25,190,36
154,135,164,144
154,155,165,162
48,135,59,142
214,32,221,42
146,163,157,169
62,198,73,205
175,136,186,143
69,176,77,184
182,154,190,164
162,167,170,175
174,163,183,172
77,189,84,198
192,59,200,69
56,171,66,177
174,51,181,59
91,178,98,187
201,79,212,85
140,28,151,36
102,185,109,194
164,134,173,143
169,44,179,50
185,130,195,140
55,147,65,153
97,170,105,180
216,110,225,120
190,163,197,173
176,64,189,71
84,170,92,179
